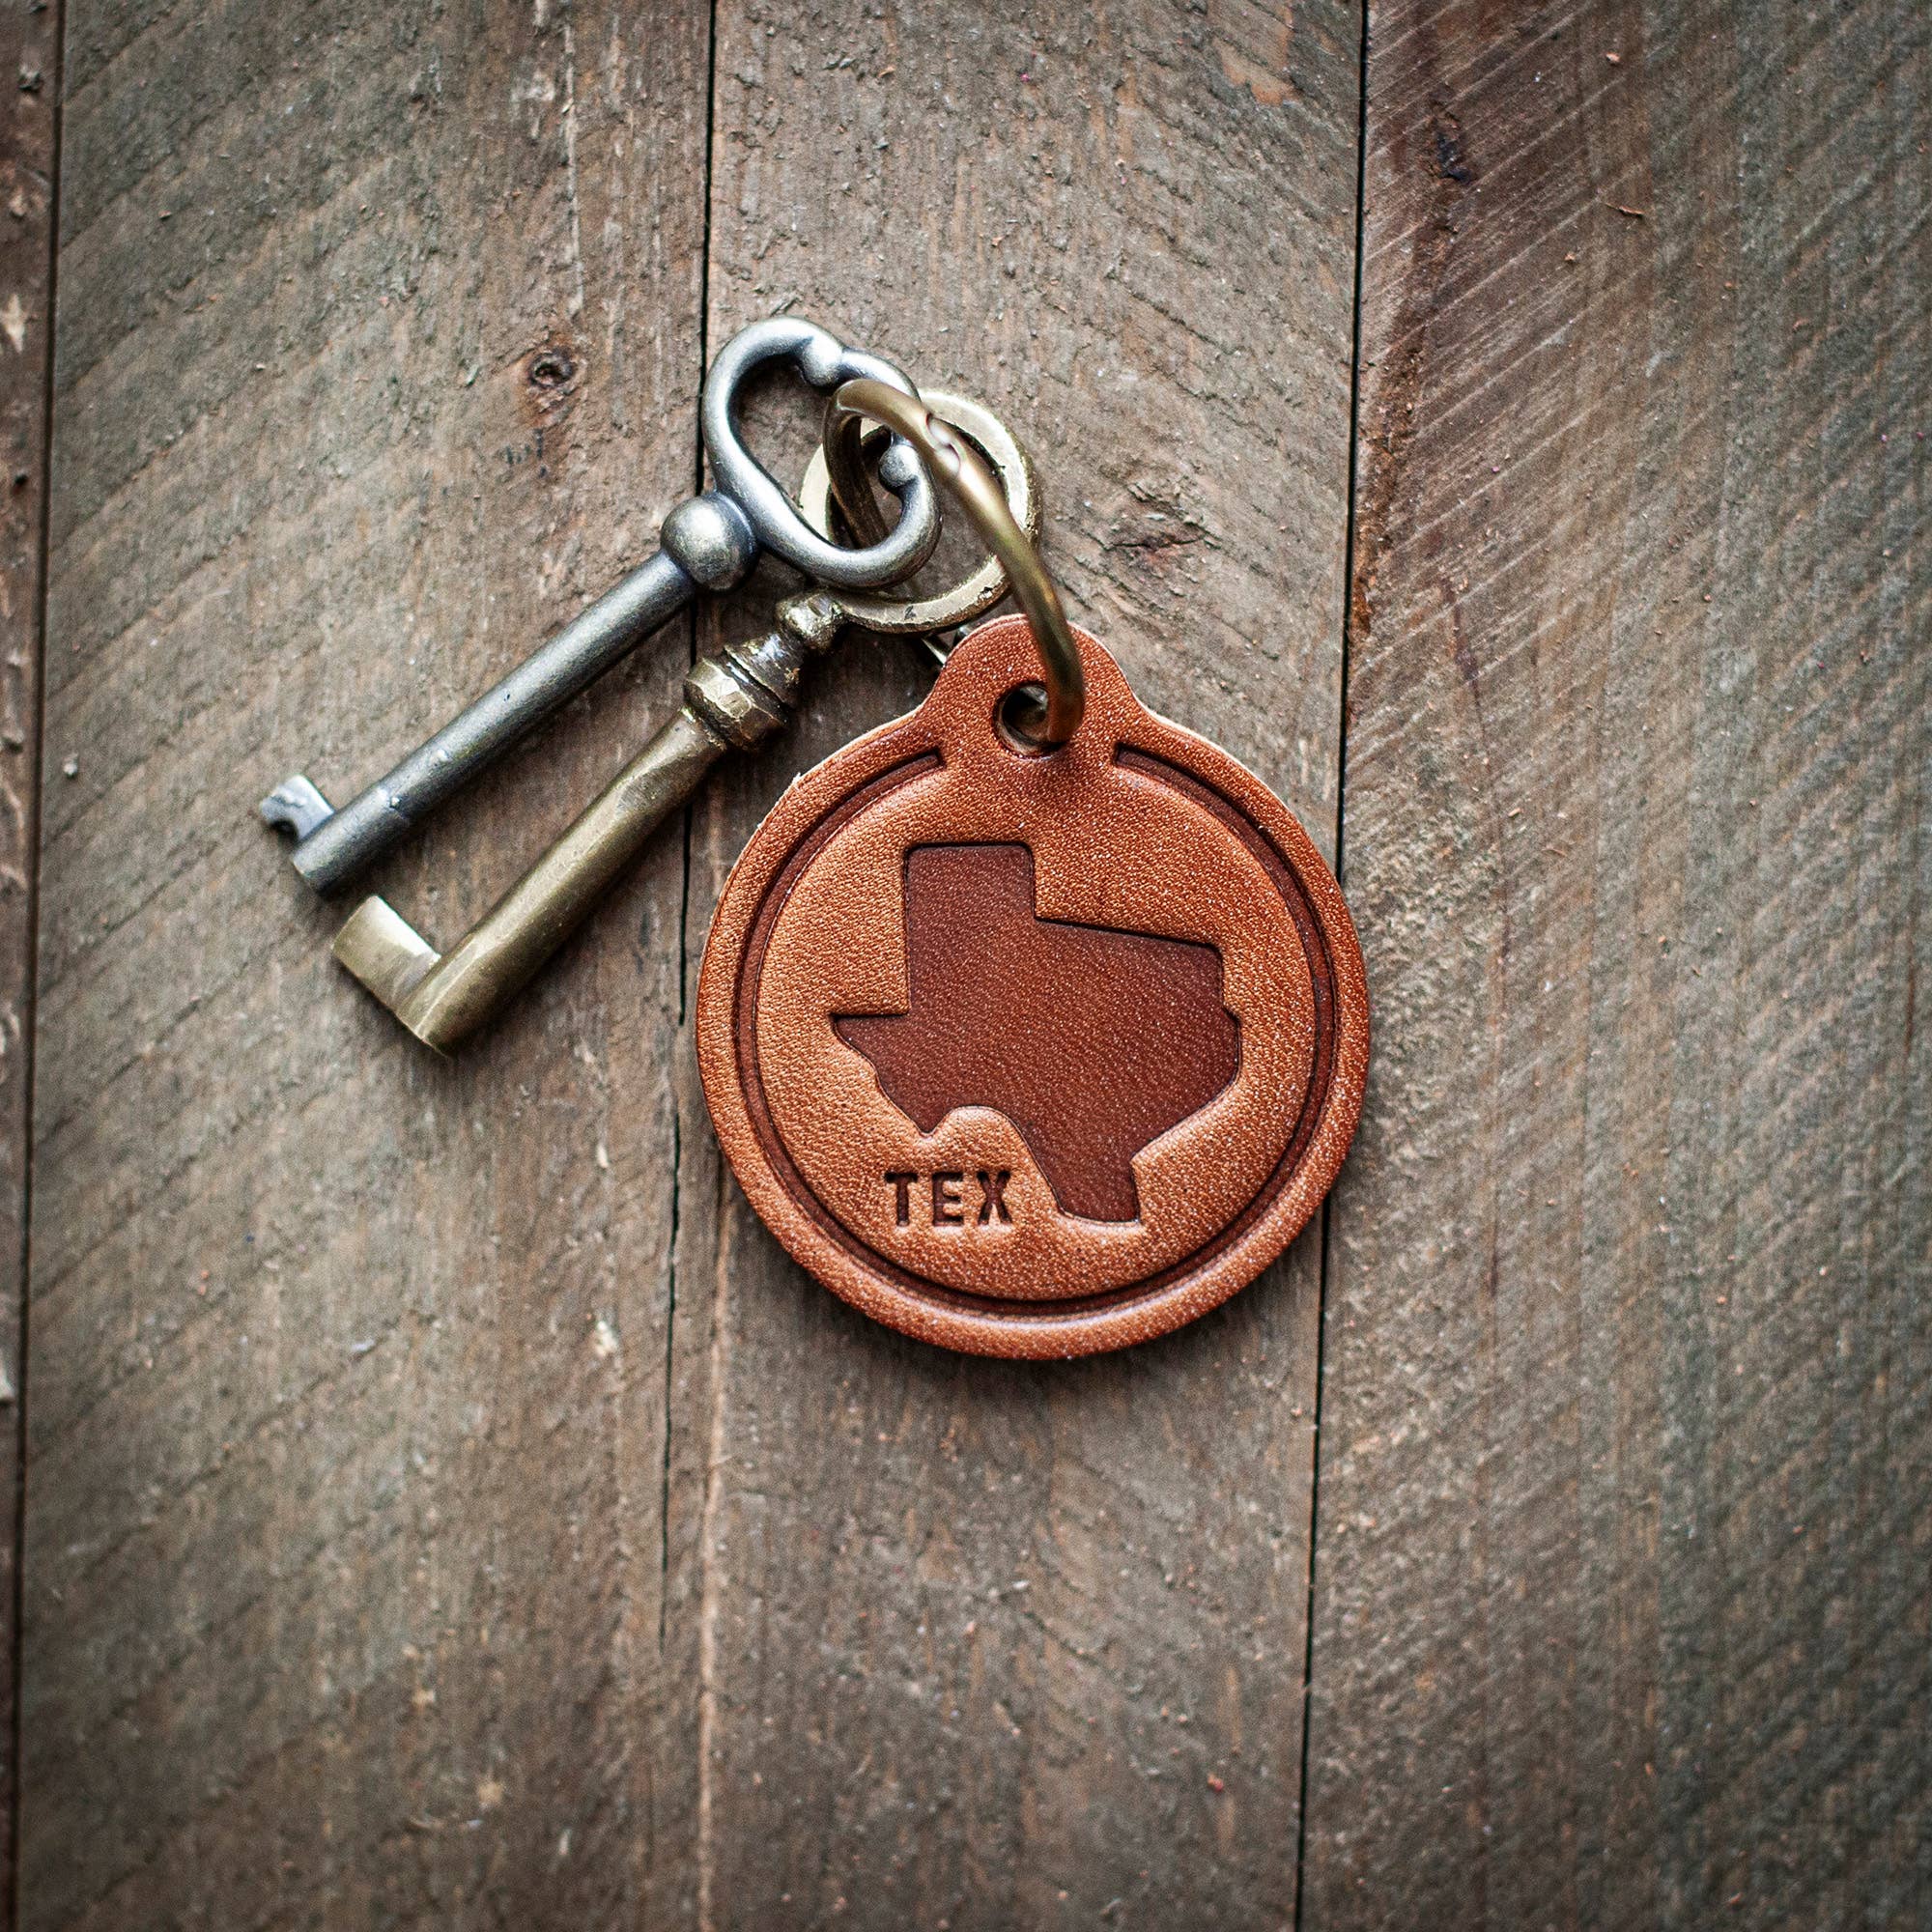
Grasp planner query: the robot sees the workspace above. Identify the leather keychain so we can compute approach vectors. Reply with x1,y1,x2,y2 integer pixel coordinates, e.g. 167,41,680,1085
696,384,1369,1358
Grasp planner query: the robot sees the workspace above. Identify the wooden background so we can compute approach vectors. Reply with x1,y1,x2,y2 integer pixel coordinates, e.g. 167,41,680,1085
8,0,1927,1926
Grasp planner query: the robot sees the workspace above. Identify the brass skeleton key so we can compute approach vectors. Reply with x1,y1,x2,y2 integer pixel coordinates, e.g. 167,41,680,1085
333,393,1037,1052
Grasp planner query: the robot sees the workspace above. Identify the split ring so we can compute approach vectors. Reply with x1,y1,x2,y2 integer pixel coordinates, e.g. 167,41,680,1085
824,378,1086,746
796,390,1040,641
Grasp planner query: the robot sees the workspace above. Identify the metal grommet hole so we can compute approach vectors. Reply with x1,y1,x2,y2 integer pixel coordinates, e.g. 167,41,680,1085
996,681,1054,755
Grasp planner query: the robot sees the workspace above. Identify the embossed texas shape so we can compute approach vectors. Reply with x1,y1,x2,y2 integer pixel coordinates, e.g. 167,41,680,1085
834,843,1241,1222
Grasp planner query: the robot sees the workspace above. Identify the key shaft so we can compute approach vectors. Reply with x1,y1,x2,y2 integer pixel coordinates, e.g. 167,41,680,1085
265,495,754,895
262,318,944,895
333,595,843,1052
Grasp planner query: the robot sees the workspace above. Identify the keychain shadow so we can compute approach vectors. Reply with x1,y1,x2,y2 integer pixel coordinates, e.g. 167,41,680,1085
711,1167,1326,1583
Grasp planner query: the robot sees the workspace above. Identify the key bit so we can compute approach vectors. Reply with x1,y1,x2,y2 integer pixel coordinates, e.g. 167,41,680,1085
259,775,335,841
333,594,844,1052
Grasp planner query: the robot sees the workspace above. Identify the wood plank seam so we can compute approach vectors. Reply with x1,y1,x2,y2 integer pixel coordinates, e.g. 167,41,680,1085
6,0,63,1919
672,12,720,1919
1294,4,1373,1926
21,3,1362,1918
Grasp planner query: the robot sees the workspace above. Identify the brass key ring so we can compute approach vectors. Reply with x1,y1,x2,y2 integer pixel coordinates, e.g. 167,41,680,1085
826,378,1086,746
797,390,1040,642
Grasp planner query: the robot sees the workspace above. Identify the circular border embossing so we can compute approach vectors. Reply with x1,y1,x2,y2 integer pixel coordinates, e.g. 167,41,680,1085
696,619,1370,1358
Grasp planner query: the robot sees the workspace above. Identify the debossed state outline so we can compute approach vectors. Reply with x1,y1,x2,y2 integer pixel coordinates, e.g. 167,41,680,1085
834,843,1241,1223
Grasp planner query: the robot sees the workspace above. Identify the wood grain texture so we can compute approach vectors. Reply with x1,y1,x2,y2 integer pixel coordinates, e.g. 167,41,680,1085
33,0,1928,1923
1303,3,1931,1927
664,2,1360,1922
0,0,60,1907
24,2,713,1924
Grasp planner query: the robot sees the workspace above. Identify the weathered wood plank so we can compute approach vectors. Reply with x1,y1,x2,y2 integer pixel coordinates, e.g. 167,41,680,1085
0,0,62,1902
24,4,713,1924
664,3,1361,1924
1303,2,1931,1925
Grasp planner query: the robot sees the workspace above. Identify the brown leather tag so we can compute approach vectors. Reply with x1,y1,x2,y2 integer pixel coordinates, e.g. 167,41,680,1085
696,616,1369,1357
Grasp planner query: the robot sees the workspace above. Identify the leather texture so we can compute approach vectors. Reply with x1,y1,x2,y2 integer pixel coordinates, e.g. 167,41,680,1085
696,617,1370,1358
834,842,1240,1223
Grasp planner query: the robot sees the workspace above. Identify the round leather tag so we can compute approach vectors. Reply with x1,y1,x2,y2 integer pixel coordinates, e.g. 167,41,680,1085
696,616,1369,1357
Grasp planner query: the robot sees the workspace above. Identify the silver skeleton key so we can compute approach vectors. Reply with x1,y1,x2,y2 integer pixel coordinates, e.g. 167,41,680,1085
331,393,1037,1052
260,317,941,895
